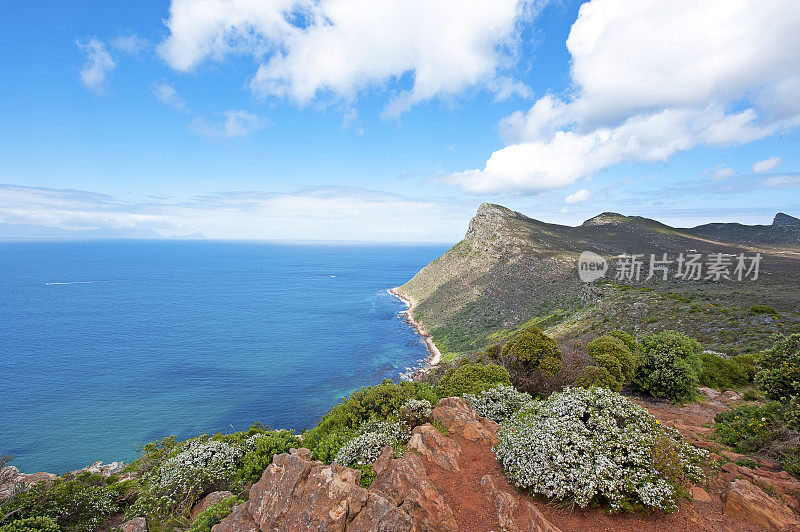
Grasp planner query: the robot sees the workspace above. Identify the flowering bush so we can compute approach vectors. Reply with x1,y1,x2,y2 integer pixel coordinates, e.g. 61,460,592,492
398,398,432,428
464,385,531,422
494,387,706,512
130,437,243,517
333,420,410,468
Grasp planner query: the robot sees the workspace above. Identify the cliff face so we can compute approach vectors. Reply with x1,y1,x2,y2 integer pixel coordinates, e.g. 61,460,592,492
397,204,800,354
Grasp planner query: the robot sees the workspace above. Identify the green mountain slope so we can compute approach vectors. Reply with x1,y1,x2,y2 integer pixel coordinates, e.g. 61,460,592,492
398,204,800,356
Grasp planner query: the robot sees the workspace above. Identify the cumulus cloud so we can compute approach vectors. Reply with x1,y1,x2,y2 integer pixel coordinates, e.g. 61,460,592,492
753,156,783,173
565,189,590,204
77,38,116,93
189,110,268,138
0,184,469,241
153,80,188,111
157,0,539,117
453,0,800,194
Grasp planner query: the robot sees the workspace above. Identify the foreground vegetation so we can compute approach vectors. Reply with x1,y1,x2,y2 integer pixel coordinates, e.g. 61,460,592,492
2,327,799,530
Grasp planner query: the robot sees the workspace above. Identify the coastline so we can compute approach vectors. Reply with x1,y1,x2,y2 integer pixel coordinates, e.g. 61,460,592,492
388,287,442,378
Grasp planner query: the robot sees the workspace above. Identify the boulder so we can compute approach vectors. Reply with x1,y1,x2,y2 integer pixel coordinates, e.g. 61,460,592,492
120,517,147,532
76,461,125,477
698,387,721,400
725,478,800,530
480,474,561,532
213,447,445,532
191,490,234,521
370,446,458,532
690,486,713,503
720,390,743,402
407,424,461,472
431,397,498,445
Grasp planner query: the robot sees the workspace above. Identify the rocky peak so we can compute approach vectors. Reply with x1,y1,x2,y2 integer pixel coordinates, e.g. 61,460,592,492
465,203,530,249
773,212,800,226
581,212,629,227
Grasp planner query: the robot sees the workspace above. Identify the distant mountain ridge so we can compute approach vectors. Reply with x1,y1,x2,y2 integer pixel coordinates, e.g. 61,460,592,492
397,203,800,354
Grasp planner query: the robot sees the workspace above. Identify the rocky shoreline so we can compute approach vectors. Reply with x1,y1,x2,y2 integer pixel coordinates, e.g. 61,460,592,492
388,287,442,380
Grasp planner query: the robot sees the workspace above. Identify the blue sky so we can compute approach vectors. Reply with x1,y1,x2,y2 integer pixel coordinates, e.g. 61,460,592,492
1,0,798,241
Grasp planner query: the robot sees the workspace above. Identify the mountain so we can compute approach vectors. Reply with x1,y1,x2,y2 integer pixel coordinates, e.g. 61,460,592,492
397,204,800,356
684,212,800,245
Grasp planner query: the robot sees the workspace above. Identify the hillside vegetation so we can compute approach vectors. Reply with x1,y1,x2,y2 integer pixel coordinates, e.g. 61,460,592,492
398,203,800,356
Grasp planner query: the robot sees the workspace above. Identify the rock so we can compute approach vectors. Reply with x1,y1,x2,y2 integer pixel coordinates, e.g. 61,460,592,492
120,517,147,532
698,386,721,400
690,486,713,503
214,447,439,532
407,424,461,472
191,490,234,521
76,461,125,477
431,397,498,445
725,478,800,530
721,450,749,462
720,390,743,402
0,467,58,500
480,474,561,532
370,447,458,532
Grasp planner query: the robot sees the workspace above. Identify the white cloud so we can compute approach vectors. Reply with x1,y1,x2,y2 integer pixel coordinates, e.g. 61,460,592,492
713,166,736,181
753,156,783,173
454,0,800,194
565,189,590,204
153,80,188,111
189,110,268,138
0,184,469,241
762,174,800,188
110,33,150,56
157,0,538,117
77,38,116,94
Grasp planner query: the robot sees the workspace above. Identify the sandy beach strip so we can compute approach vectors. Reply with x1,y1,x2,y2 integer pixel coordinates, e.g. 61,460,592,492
388,287,442,368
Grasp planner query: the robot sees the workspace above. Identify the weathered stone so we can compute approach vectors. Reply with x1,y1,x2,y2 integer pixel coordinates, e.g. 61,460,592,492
76,461,126,477
371,447,458,532
289,447,313,460
698,386,721,400
480,474,561,532
720,390,743,402
191,490,234,521
120,517,147,532
213,448,427,532
408,424,461,472
725,478,800,530
690,486,713,503
431,397,498,445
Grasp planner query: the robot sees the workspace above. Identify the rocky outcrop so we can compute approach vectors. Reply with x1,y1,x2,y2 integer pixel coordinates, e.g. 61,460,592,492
119,517,148,532
0,467,58,499
191,490,234,521
725,478,800,530
75,460,125,477
431,396,499,445
480,474,561,532
407,424,461,472
213,445,454,532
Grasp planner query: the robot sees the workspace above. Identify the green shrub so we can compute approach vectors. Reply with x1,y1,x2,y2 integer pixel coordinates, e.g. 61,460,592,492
699,353,749,390
755,334,800,401
235,431,301,484
586,334,638,387
575,365,619,390
433,363,512,399
733,354,758,382
714,401,784,453
303,380,435,461
750,304,779,316
500,326,562,377
632,331,703,402
187,496,242,532
494,387,706,512
333,420,410,468
0,478,121,531
607,330,639,353
0,517,60,532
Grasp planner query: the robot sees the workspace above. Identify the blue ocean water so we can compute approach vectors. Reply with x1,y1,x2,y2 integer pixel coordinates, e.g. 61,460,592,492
0,240,448,473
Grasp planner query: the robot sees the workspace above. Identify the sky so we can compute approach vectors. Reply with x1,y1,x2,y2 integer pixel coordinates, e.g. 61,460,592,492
1,0,799,242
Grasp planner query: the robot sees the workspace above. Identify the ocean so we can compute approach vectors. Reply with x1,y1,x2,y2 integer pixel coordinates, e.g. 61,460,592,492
0,240,448,473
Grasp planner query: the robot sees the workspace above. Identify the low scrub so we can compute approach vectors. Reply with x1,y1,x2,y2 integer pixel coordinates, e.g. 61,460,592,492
699,352,750,390
577,332,639,390
495,387,706,513
433,362,511,399
755,334,800,401
500,326,563,378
